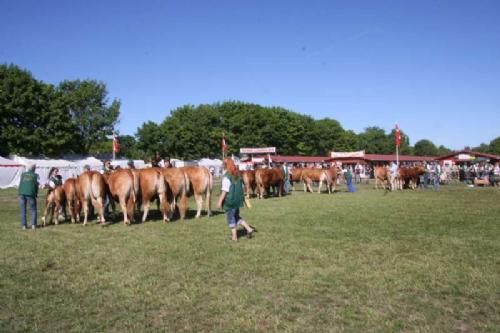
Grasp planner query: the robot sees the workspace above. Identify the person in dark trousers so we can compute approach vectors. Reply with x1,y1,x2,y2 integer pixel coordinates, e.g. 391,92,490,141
216,158,255,241
18,163,39,230
344,168,356,193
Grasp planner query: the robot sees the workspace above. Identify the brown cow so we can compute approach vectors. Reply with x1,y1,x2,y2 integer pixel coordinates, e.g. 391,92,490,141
241,170,256,199
106,169,137,225
374,167,390,190
398,166,426,190
137,168,169,223
77,171,106,225
63,178,80,223
255,168,283,199
41,186,65,226
161,167,188,221
182,166,213,218
300,168,333,194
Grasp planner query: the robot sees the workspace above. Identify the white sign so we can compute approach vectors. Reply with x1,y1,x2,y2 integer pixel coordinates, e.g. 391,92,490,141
458,154,472,161
331,151,365,158
240,147,276,154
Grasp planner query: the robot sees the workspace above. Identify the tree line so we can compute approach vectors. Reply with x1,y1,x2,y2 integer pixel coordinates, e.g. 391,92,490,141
2,63,499,160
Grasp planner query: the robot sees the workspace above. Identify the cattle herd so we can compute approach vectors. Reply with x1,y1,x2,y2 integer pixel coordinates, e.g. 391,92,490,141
40,163,472,226
42,166,212,226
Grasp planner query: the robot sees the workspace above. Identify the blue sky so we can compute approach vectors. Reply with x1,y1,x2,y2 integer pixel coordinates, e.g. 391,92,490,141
2,0,499,150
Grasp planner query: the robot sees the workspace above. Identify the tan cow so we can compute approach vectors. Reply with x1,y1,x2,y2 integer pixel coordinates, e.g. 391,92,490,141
300,168,333,194
161,167,188,221
41,186,65,226
289,168,304,192
137,168,169,223
106,169,137,225
241,170,256,198
255,168,284,199
182,166,212,218
324,167,339,193
63,178,80,223
77,171,106,225
374,167,390,190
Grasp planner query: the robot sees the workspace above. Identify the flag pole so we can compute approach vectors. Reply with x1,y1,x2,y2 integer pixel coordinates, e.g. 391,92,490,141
396,145,399,166
222,132,225,161
395,123,400,166
112,133,116,161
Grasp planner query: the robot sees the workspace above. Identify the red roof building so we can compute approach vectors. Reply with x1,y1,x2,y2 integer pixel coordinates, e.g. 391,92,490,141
435,150,500,164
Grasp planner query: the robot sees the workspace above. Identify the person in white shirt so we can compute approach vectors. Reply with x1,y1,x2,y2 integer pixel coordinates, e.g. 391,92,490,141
389,161,399,191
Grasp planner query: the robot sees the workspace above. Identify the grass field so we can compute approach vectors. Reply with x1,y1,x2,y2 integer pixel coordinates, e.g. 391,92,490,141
1,182,499,333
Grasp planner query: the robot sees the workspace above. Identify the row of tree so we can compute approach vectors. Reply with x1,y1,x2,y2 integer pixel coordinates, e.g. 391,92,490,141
1,63,499,160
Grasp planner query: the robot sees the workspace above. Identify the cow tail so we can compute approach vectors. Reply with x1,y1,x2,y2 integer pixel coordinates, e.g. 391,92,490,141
183,170,190,196
131,170,139,202
157,170,166,195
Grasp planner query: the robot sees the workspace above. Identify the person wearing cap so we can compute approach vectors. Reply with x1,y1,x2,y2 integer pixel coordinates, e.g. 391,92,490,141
18,163,40,230
127,160,135,169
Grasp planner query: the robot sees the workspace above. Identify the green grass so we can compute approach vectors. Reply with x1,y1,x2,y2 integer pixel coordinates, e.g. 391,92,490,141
1,183,500,332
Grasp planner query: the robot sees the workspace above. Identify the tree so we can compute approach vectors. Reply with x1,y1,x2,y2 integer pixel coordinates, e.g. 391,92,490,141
0,64,77,157
413,139,439,156
489,137,500,155
58,80,120,154
311,118,346,155
358,127,391,154
0,64,45,156
136,121,164,159
436,145,451,156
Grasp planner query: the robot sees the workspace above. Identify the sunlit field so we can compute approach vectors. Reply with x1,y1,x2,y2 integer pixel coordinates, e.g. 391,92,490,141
1,182,499,333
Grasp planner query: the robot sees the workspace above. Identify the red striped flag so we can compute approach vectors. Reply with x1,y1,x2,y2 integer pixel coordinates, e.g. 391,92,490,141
221,133,227,152
395,124,401,148
113,133,119,153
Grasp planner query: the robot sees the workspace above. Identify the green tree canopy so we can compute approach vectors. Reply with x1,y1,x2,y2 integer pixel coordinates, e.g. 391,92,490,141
58,80,120,154
488,137,500,155
0,64,77,157
413,139,439,156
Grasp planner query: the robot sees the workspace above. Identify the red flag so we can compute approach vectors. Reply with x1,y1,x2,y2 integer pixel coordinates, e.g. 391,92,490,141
221,133,227,152
395,124,401,148
113,133,119,153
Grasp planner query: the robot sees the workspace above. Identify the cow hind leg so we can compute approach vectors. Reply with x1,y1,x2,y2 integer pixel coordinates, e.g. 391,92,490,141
205,189,211,217
178,195,187,220
142,200,150,223
159,193,169,222
126,195,135,224
92,197,105,224
194,194,203,218
117,196,129,224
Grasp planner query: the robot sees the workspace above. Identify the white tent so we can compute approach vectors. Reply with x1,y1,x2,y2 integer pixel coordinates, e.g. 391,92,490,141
0,156,24,189
198,158,223,177
109,159,146,169
170,159,198,168
74,156,103,172
11,155,79,186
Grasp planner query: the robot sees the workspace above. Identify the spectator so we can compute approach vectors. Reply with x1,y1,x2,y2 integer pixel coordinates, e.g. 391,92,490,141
281,162,290,195
344,167,356,193
216,158,255,241
18,163,39,230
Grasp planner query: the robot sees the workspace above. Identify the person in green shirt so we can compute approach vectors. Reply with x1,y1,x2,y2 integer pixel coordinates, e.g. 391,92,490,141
18,163,39,230
216,158,255,241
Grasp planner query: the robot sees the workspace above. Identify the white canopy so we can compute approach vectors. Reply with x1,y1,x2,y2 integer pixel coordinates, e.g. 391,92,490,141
73,156,103,172
0,156,24,189
198,158,223,177
11,155,79,186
